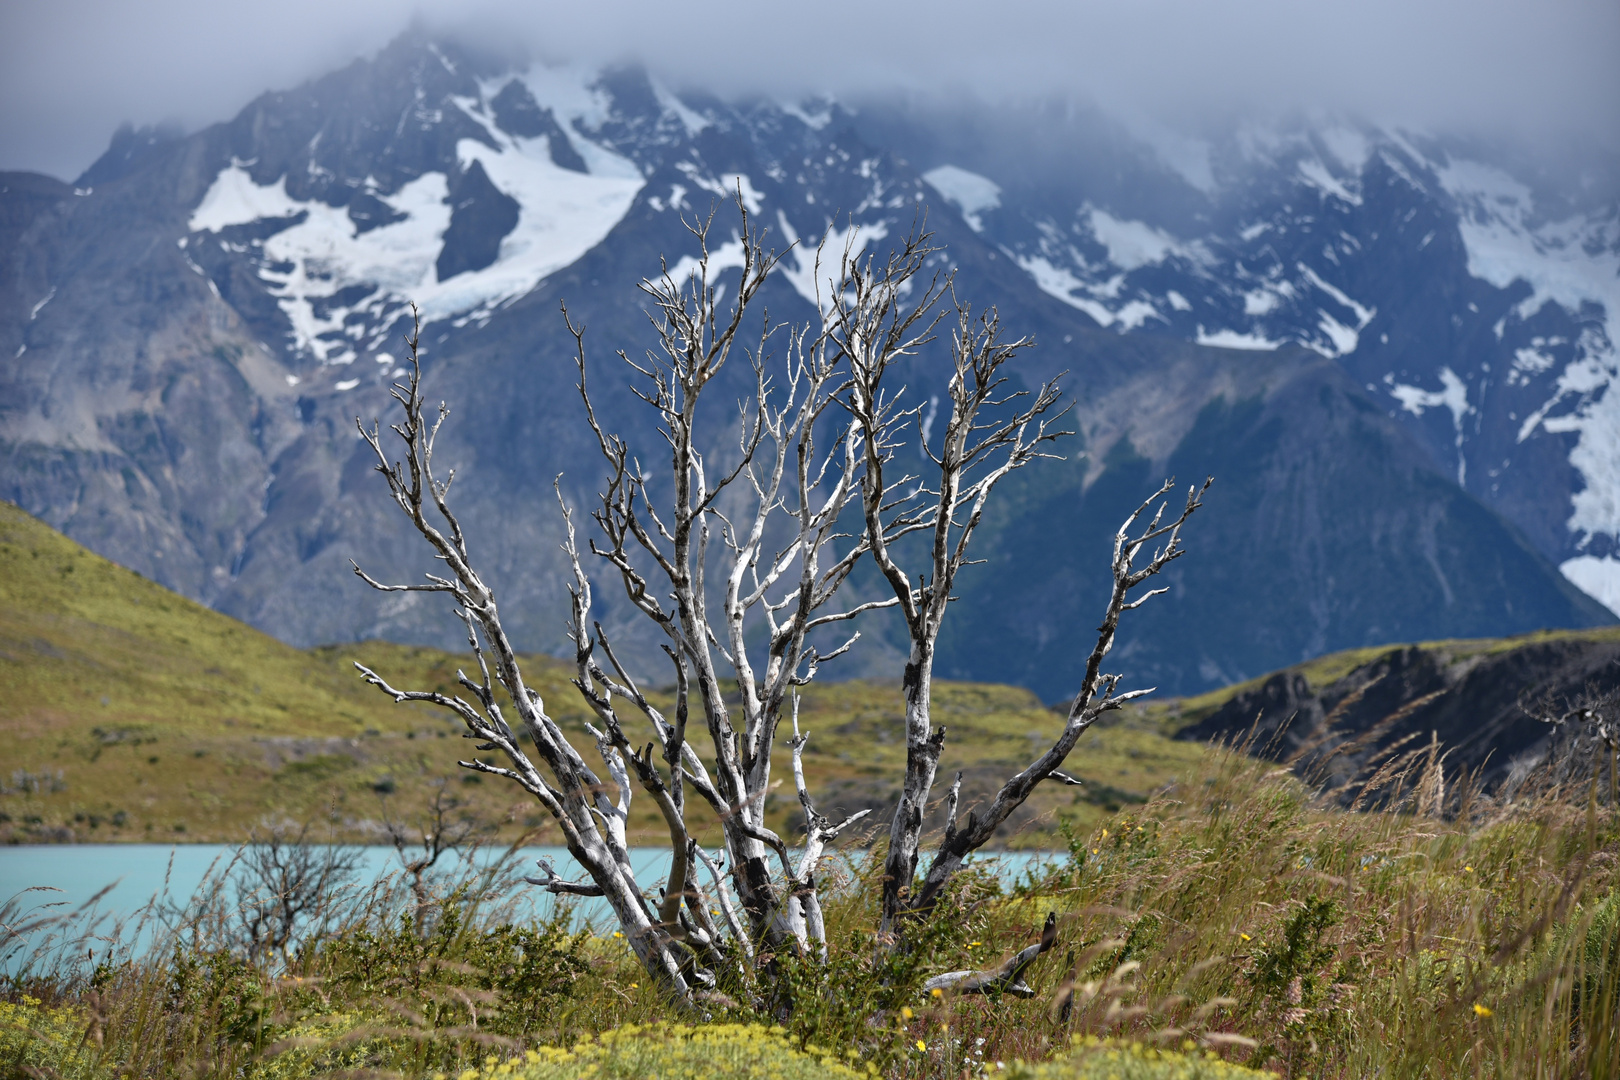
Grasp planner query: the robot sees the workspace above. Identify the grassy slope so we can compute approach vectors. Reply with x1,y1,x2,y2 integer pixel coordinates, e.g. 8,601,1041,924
0,503,1201,845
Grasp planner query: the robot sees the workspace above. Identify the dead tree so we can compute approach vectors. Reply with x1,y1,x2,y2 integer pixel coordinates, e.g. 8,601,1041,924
827,237,1209,949
234,822,361,965
558,198,888,969
1523,683,1620,804
352,308,707,997
351,200,1208,1002
354,201,883,1000
378,777,487,932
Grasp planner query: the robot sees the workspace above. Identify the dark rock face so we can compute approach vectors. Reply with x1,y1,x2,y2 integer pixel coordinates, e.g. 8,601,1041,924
934,353,1610,699
1175,632,1620,793
0,31,1613,703
489,79,587,173
854,102,1620,591
437,161,519,280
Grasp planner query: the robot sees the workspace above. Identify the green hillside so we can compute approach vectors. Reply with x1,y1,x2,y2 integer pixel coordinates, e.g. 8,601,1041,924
0,502,1203,845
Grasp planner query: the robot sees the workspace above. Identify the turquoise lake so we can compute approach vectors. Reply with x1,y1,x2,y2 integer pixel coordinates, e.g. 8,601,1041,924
1,844,1062,964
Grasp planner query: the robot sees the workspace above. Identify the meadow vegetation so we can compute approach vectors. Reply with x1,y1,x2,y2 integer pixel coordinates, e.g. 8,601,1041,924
0,501,1204,847
5,738,1618,1078
6,502,1619,1076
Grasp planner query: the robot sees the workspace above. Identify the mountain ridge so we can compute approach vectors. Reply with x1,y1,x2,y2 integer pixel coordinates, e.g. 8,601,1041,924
1,31,1612,699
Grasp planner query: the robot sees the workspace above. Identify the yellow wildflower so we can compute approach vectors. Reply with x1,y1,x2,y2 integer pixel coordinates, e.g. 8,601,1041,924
901,1007,914,1021
1474,1003,1493,1017
931,987,944,998
1239,933,1252,942
1464,865,1474,873
916,1039,927,1052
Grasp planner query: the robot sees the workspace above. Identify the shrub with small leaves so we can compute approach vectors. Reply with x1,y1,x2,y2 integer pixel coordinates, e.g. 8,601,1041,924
463,1023,867,1079
1009,1037,1278,1079
0,996,95,1078
319,896,591,1043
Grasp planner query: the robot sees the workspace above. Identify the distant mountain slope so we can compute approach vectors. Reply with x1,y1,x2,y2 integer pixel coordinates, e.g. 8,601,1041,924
1171,624,1620,794
856,100,1620,613
936,348,1611,699
0,30,1611,700
0,502,1196,844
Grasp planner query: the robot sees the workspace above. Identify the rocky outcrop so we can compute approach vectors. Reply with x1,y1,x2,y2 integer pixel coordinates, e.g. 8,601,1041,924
1176,631,1620,793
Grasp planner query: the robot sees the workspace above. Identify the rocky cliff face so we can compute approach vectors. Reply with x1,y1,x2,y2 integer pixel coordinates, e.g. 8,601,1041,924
1,31,1612,699
863,100,1620,613
1176,630,1620,795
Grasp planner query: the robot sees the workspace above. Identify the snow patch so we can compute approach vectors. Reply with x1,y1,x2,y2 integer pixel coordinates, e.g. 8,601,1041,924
1440,157,1620,549
1561,556,1620,617
1086,208,1190,271
1016,255,1118,327
1243,289,1280,316
189,168,303,232
1437,157,1620,350
664,238,748,291
650,77,711,137
773,212,889,311
921,165,1001,233
1297,158,1363,206
1538,337,1620,542
1299,264,1375,327
1296,264,1376,355
1313,311,1360,357
1513,346,1557,376
1195,326,1281,351
1388,366,1472,483
187,107,643,363
486,65,642,181
1114,300,1162,330
778,99,833,131
676,163,763,214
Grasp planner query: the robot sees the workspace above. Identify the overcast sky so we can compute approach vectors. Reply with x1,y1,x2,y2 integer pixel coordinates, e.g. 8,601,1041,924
2,0,1617,181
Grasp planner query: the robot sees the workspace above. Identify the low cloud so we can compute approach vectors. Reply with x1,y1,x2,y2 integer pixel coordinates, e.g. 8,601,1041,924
2,0,1617,180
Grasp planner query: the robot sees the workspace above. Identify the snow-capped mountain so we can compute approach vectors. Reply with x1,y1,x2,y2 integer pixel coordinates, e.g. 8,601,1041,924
881,108,1620,615
2,31,1612,699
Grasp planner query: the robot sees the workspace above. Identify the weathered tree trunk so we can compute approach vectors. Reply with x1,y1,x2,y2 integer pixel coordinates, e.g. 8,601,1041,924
352,202,1208,1005
881,639,944,936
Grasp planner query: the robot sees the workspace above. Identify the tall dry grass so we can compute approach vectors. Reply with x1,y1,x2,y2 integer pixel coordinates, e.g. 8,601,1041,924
3,738,1616,1079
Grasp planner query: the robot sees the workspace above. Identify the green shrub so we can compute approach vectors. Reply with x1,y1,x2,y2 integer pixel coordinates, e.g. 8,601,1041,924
0,996,97,1078
469,1023,867,1079
320,900,592,1042
1010,1037,1277,1079
252,1012,390,1080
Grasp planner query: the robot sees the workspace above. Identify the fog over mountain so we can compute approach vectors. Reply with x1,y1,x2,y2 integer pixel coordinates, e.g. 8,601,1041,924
2,13,1617,699
3,0,1617,180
